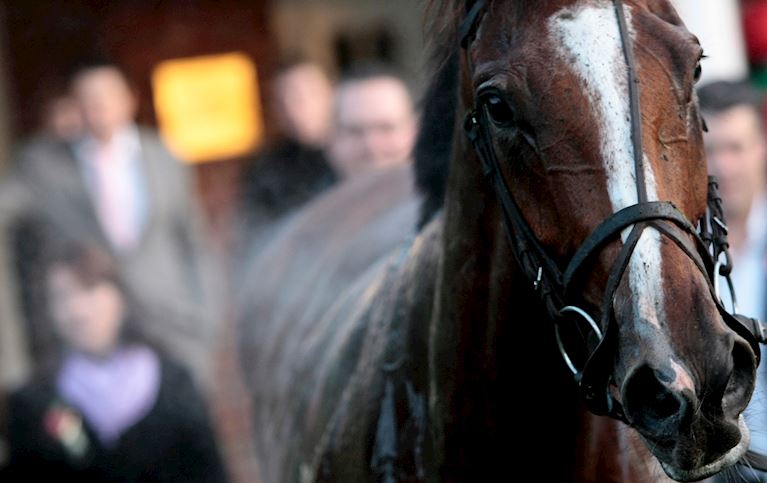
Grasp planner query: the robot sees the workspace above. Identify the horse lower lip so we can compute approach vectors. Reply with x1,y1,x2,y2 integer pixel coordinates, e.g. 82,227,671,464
661,461,721,482
658,416,750,482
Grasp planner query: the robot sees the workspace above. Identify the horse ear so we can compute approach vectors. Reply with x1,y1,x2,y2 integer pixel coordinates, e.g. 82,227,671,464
648,0,685,27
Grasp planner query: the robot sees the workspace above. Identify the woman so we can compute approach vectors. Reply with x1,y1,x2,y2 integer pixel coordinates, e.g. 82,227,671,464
4,243,228,482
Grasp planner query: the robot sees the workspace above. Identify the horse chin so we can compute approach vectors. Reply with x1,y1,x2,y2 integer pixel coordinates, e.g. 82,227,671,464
656,416,750,482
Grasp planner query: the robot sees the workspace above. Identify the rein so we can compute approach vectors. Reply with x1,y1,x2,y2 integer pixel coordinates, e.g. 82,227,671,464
459,0,766,432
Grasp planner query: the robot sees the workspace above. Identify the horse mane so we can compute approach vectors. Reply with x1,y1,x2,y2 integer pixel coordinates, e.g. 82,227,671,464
414,51,458,229
424,0,464,58
414,0,464,228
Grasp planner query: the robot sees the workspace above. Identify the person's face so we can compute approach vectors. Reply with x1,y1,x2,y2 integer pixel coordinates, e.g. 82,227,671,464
274,64,334,147
48,265,125,357
704,105,767,223
329,77,417,178
71,67,136,141
44,96,83,142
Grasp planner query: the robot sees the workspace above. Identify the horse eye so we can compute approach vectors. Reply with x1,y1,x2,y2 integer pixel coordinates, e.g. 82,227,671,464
482,93,515,126
694,62,702,83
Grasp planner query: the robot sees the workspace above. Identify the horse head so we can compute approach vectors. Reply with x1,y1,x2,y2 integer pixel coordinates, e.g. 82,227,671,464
457,0,759,479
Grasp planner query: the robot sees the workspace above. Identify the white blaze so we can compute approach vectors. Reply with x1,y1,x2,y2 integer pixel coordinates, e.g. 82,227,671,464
550,4,664,327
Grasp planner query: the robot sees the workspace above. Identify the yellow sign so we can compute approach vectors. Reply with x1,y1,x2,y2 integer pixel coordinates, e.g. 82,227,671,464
152,52,263,163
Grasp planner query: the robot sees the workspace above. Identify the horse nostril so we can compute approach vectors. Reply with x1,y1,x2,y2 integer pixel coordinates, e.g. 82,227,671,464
623,365,690,437
723,339,757,418
649,387,682,420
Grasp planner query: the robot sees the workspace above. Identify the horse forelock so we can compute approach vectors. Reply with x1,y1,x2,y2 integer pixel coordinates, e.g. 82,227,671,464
424,0,464,51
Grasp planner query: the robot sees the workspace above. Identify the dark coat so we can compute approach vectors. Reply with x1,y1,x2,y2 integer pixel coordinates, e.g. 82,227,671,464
241,139,338,230
3,358,228,482
236,138,339,277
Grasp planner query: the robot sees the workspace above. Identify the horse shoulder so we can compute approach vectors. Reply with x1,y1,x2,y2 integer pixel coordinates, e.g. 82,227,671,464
310,218,445,482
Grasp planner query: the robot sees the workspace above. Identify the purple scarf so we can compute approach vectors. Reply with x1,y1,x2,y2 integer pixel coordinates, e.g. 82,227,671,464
57,345,161,447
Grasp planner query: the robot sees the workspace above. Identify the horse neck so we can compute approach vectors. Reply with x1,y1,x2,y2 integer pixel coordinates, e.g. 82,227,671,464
429,138,580,480
576,411,670,482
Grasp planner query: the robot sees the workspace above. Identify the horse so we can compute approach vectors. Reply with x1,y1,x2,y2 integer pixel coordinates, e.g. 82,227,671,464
237,0,765,481
236,163,421,482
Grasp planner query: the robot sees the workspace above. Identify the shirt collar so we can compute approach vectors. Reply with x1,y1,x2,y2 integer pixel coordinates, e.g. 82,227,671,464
76,124,141,160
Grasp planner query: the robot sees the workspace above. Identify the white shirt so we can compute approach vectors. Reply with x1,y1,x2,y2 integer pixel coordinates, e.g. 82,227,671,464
725,195,767,454
74,125,149,251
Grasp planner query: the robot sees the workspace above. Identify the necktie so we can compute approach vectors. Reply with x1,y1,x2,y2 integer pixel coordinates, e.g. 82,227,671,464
93,141,138,251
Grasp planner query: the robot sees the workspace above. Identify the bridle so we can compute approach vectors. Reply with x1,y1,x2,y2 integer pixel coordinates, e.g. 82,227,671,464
459,0,766,424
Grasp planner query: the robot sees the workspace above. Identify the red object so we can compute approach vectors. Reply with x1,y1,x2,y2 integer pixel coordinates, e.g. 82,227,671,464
43,408,66,439
743,1,767,64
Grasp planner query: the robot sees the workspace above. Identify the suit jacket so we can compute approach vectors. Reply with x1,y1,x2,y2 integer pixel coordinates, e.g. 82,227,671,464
1,129,222,384
3,357,229,482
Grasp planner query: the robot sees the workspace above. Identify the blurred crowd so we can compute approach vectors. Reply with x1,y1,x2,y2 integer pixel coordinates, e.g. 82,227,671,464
701,79,767,483
0,50,418,481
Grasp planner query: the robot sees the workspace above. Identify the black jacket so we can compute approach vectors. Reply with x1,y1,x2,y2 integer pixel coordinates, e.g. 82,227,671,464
3,358,228,482
242,139,338,225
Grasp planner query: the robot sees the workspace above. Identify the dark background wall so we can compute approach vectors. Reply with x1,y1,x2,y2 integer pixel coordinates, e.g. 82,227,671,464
3,1,276,137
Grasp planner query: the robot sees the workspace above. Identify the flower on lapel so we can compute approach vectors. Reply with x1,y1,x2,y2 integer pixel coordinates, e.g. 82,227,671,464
44,404,90,458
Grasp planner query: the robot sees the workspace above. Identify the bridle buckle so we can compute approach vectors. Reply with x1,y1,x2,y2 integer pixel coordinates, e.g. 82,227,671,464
714,259,739,314
533,267,543,291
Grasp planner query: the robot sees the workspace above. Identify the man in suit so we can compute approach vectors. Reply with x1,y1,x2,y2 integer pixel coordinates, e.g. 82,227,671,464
1,58,221,386
700,80,767,482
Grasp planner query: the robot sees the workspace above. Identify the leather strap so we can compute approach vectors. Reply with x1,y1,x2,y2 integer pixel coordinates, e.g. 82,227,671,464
614,0,648,204
460,0,487,48
562,202,696,292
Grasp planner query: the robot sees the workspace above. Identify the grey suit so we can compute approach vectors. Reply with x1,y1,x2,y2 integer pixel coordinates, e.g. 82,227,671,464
0,129,222,385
